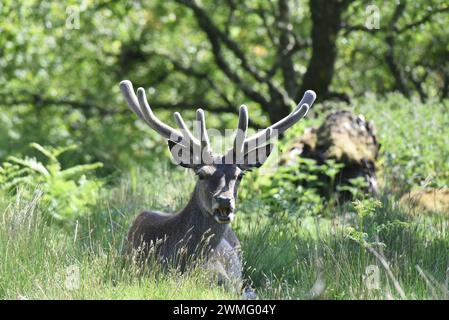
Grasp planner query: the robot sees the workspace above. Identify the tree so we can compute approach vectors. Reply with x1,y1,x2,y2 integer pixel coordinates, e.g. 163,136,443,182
1,0,448,129
120,0,355,124
341,0,449,101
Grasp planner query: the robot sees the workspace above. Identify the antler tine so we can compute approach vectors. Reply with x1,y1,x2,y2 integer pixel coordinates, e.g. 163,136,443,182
119,80,146,121
136,88,184,142
196,109,211,152
232,105,248,156
173,112,200,146
243,90,316,151
120,80,184,142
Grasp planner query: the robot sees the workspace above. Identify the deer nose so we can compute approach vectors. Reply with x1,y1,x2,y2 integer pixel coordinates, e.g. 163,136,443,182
215,196,233,209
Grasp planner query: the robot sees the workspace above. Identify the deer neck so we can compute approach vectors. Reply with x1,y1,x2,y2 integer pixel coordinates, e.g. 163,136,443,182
177,183,228,250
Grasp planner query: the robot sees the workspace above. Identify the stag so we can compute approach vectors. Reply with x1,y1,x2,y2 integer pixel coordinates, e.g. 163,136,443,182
120,80,316,294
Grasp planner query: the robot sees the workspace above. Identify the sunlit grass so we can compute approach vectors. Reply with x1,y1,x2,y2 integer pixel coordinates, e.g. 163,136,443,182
1,168,448,300
0,187,236,300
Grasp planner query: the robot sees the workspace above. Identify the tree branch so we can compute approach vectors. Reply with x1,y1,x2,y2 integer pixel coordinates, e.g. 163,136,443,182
1,93,263,128
255,6,278,47
175,0,293,109
1,94,113,115
146,49,239,115
223,0,237,34
442,72,449,100
175,0,270,106
396,6,449,33
341,24,380,36
343,4,449,35
384,2,410,97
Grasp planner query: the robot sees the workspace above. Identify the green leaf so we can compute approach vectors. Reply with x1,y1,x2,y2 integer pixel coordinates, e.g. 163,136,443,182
58,162,103,179
29,143,57,163
7,156,50,177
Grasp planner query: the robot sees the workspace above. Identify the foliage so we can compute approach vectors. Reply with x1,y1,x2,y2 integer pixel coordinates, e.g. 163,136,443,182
328,93,449,191
0,102,170,175
345,198,383,246
244,157,340,217
1,1,448,132
0,143,103,223
241,121,372,219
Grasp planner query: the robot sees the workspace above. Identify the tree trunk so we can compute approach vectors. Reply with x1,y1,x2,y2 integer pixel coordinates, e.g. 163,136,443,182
300,0,351,100
266,87,292,125
277,0,297,99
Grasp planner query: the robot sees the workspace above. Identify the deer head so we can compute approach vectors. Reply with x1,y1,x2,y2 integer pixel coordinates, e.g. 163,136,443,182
120,80,316,224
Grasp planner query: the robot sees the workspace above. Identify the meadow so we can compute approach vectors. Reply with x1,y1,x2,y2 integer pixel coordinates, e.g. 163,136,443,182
1,94,448,300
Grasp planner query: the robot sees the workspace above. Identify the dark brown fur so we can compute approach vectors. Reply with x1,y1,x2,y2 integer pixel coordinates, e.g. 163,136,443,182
127,176,242,281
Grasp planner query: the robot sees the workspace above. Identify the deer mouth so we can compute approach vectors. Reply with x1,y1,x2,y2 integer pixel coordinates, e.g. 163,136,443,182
213,207,234,224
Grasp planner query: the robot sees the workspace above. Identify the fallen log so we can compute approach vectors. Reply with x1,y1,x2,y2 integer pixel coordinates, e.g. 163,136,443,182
282,110,380,200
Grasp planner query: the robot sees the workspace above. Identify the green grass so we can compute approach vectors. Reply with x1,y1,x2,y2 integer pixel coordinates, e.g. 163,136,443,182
0,168,448,300
1,94,448,300
0,181,235,300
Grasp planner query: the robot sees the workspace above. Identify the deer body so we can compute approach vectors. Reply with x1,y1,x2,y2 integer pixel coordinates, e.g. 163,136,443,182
127,169,244,287
119,80,316,294
127,185,240,268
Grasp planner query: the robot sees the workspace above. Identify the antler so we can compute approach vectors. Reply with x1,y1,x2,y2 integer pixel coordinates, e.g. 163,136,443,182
227,90,316,159
119,80,212,159
120,79,316,165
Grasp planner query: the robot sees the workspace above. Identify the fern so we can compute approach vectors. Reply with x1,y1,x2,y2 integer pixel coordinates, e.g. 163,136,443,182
0,143,103,223
7,156,50,176
59,163,103,180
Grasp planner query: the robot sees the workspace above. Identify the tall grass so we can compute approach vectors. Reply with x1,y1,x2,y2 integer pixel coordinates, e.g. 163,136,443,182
1,166,448,299
0,175,235,300
240,195,449,299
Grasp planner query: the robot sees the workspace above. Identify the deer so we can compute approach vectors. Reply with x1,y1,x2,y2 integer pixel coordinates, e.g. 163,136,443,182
119,80,316,296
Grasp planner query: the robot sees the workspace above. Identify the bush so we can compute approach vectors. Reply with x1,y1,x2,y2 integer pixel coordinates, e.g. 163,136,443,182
243,94,449,219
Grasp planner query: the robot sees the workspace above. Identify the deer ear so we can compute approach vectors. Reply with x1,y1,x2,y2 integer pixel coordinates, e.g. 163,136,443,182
239,144,274,171
167,140,196,168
